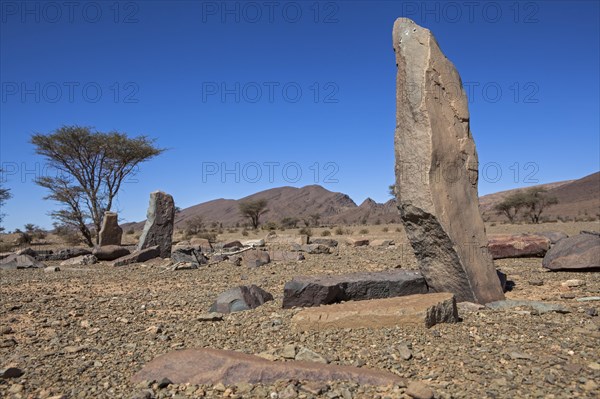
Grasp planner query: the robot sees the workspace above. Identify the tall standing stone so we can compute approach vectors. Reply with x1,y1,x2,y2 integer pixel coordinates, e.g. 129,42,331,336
98,211,122,246
138,191,175,258
393,18,504,304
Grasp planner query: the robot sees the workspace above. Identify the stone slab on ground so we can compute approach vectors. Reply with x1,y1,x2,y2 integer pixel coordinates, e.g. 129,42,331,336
292,292,458,330
112,246,161,266
283,269,427,309
209,285,274,314
0,254,45,270
131,348,404,387
542,232,600,271
92,245,131,261
487,234,550,259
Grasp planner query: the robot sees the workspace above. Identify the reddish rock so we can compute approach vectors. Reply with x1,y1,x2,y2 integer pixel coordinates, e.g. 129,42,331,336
487,234,550,259
131,348,404,386
92,245,131,261
112,246,160,266
242,249,270,268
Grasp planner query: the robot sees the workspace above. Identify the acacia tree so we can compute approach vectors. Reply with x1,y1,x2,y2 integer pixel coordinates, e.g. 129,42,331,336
239,199,268,229
521,187,558,224
0,169,11,232
493,192,526,223
31,126,164,246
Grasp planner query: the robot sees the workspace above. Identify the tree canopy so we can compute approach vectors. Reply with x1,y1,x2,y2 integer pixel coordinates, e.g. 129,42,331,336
239,199,268,229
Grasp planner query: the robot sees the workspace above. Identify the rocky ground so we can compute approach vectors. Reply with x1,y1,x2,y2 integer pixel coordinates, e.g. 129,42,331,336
1,221,599,399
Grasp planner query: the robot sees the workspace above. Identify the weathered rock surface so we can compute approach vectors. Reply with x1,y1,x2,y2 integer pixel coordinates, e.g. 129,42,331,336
35,247,91,261
92,245,130,261
98,211,122,246
0,254,45,269
209,285,274,314
269,250,305,262
296,244,331,254
138,191,175,258
292,293,458,330
170,247,208,267
283,269,428,309
539,231,568,245
485,300,569,314
242,249,270,268
131,348,404,386
393,18,504,304
310,238,338,247
60,254,98,266
487,234,550,259
345,238,369,247
542,232,600,271
112,246,161,267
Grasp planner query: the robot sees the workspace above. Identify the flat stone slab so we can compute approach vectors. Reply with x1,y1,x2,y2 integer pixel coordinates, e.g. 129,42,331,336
112,246,160,266
131,348,404,386
485,300,570,314
0,254,45,270
283,270,428,309
487,234,550,259
291,292,458,330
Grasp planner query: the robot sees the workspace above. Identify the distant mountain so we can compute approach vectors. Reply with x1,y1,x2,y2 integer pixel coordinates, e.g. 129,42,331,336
124,172,599,230
479,171,600,222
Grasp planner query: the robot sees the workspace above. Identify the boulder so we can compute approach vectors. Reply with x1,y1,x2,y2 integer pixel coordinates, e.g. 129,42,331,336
112,246,161,266
487,234,550,259
242,249,270,268
92,245,130,261
486,300,569,314
60,254,98,266
131,348,404,387
539,231,568,245
542,232,600,271
393,18,504,304
98,211,122,246
345,238,369,247
171,247,208,267
0,254,45,270
138,191,175,258
292,293,458,330
309,238,338,247
282,270,428,309
209,285,274,314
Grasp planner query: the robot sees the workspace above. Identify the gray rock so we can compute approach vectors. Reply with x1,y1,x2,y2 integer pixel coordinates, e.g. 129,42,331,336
282,269,428,309
310,238,338,247
98,211,123,246
392,18,504,304
112,246,161,266
0,367,24,379
539,231,568,245
92,245,130,261
542,232,600,271
242,249,270,267
138,191,175,258
209,285,274,313
0,254,45,270
170,247,208,267
486,300,570,314
35,247,91,261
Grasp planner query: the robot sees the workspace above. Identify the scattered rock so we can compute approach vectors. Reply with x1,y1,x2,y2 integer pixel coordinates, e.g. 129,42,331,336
44,266,60,272
397,343,412,360
297,244,331,254
309,238,338,247
242,239,265,247
576,297,600,302
242,249,270,268
131,348,405,386
197,313,223,322
0,367,24,379
539,231,568,245
209,285,274,314
221,240,243,249
528,279,544,286
269,250,305,262
0,254,45,269
60,254,97,266
98,211,123,246
292,293,458,330
561,279,585,288
486,300,570,314
295,347,328,364
543,232,600,271
392,18,504,304
457,301,486,313
112,246,161,266
36,247,91,261
487,234,550,259
170,246,208,267
92,245,130,261
138,191,175,258
189,237,212,252
370,239,394,247
282,269,428,309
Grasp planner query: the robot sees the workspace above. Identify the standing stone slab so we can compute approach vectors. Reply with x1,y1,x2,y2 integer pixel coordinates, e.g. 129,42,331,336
138,191,175,258
98,211,122,246
393,18,504,304
282,270,428,309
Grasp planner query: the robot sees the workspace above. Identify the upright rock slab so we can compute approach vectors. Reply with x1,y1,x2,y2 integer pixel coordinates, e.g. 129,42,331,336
98,211,122,246
393,18,504,304
138,191,175,258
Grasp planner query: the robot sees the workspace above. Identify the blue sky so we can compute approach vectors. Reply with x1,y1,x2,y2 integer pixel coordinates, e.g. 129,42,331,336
1,0,599,231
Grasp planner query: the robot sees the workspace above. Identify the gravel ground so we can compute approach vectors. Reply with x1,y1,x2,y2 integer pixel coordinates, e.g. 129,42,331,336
1,221,599,399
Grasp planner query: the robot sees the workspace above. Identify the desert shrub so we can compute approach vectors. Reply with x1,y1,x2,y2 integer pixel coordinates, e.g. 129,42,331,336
335,227,345,235
241,229,249,237
490,223,496,227
359,228,369,235
196,232,217,243
321,230,331,237
126,228,135,235
395,227,402,232
374,219,381,225
382,227,389,232
0,242,14,252
261,221,279,231
299,227,312,237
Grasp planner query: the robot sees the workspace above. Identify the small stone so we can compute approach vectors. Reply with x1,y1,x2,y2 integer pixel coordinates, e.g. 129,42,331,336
0,326,13,334
0,338,17,348
585,308,598,317
300,382,329,395
281,344,297,359
528,280,544,286
0,367,24,379
561,293,576,299
295,347,328,364
44,266,61,272
8,384,24,393
577,297,600,302
588,362,600,371
398,343,412,360
509,351,532,360
562,279,586,288
405,381,434,399
583,380,598,391
157,377,172,389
